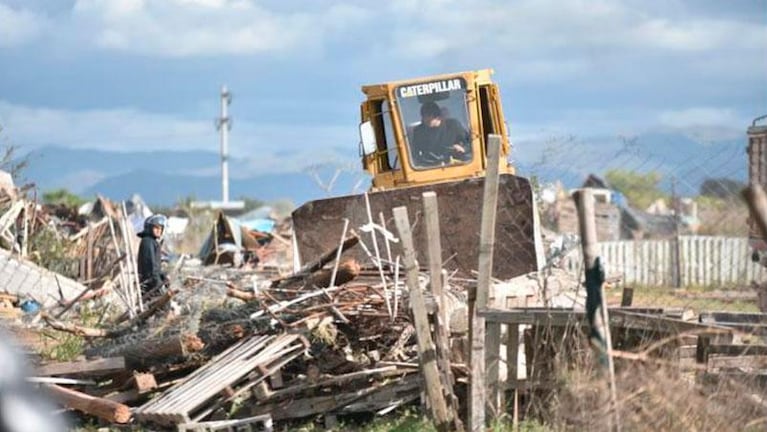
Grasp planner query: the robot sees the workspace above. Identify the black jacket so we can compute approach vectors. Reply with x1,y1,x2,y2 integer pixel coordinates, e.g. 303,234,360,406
412,118,470,165
137,229,167,290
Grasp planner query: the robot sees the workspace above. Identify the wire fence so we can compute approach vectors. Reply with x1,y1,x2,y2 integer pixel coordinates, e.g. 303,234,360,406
506,132,760,315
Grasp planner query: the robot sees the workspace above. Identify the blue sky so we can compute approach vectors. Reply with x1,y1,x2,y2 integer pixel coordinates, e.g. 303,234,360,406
0,0,765,176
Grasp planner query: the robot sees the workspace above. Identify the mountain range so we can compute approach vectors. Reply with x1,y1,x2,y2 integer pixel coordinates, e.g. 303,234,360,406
14,130,748,207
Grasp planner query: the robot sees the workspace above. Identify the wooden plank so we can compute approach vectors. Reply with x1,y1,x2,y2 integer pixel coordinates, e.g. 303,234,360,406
485,322,501,419
707,344,767,356
191,343,307,422
37,357,126,377
159,341,294,416
422,192,462,432
422,192,444,319
393,206,451,432
250,377,421,421
136,335,272,415
160,335,297,413
469,134,503,432
505,323,520,430
700,311,767,324
479,308,733,335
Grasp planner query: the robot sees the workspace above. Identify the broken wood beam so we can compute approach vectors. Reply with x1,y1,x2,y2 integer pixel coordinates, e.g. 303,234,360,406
45,384,132,424
37,357,126,377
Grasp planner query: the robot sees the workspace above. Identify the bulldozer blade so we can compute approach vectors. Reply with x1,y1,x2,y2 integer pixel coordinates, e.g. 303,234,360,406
292,173,541,281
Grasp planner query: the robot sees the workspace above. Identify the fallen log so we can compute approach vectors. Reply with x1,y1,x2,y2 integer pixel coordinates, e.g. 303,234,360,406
45,384,131,424
309,259,361,288
85,332,205,368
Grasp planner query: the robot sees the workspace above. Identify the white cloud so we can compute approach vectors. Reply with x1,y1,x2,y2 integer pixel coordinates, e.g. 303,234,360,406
68,0,370,57
377,0,767,83
0,3,47,46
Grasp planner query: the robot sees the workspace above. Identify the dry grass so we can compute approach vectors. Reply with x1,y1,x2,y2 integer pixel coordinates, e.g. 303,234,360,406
544,360,767,432
516,319,767,432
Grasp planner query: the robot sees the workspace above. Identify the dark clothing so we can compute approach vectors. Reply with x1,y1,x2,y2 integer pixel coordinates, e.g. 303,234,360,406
137,229,167,296
411,118,470,166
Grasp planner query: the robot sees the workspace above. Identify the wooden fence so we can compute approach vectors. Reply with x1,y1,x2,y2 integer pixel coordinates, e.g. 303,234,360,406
563,236,767,287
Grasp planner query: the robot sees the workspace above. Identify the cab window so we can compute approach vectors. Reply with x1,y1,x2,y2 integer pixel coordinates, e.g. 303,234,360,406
395,78,473,170
370,99,399,171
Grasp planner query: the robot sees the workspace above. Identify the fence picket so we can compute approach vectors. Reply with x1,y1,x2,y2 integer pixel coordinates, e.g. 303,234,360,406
569,236,763,287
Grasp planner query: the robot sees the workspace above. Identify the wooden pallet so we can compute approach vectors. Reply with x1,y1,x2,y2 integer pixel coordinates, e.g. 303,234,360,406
135,333,306,427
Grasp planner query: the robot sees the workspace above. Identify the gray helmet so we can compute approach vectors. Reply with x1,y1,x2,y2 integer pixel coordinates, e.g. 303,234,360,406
144,214,168,233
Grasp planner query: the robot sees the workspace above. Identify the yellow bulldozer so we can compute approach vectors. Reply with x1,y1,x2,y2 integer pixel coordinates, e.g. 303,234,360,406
292,69,543,280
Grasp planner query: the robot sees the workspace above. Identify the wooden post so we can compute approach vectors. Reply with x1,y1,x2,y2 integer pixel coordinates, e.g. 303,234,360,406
422,192,463,432
393,206,451,432
485,321,501,418
469,134,503,431
506,323,520,430
574,189,620,431
743,183,767,242
423,192,445,323
742,184,767,311
620,287,634,307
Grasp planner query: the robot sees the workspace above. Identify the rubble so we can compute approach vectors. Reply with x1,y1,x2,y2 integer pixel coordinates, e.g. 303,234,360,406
0,178,474,429
0,169,587,432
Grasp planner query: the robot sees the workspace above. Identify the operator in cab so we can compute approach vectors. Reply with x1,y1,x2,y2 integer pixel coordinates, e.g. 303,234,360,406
411,101,471,167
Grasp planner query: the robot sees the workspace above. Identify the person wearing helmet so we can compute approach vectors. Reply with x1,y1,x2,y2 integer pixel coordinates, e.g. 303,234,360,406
137,214,169,298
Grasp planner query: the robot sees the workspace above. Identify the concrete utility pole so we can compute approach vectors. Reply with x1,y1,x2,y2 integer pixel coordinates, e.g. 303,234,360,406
216,85,232,203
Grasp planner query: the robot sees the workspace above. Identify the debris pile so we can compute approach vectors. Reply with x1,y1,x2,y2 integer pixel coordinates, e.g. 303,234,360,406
25,234,470,429
0,174,466,429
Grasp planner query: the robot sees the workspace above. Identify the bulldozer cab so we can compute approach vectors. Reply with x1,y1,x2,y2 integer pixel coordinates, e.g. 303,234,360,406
358,69,514,190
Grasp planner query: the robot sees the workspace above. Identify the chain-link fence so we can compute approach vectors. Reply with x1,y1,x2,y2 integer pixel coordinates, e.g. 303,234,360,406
512,132,761,314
